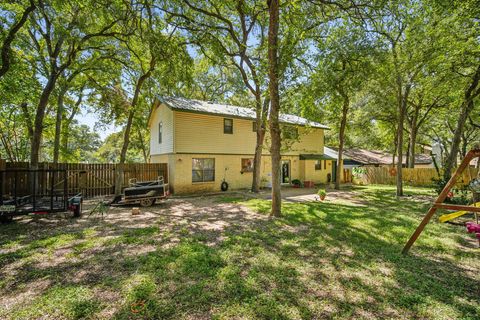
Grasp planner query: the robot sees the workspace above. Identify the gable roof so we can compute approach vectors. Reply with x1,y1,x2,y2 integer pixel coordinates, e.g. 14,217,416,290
340,148,433,165
323,146,351,160
155,96,329,129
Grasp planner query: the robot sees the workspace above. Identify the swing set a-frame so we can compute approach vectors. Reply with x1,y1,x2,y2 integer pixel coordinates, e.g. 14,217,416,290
402,149,480,254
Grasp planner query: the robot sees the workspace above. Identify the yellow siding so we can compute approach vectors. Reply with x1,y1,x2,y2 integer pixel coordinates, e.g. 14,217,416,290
150,103,174,155
174,111,258,154
149,104,334,194
284,127,324,155
153,153,301,194
150,154,175,188
303,160,334,184
174,110,324,155
150,154,340,194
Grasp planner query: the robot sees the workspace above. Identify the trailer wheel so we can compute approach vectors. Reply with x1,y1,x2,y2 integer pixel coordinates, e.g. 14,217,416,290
0,215,13,224
140,198,154,207
73,201,82,218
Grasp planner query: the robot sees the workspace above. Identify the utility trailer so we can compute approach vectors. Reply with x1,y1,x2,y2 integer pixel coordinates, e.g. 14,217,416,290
112,177,169,207
0,169,82,223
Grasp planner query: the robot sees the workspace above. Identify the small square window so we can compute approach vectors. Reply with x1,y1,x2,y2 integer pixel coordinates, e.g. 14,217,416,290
241,158,254,172
224,118,233,134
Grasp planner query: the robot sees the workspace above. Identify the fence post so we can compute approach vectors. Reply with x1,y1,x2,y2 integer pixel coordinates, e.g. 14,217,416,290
114,163,124,196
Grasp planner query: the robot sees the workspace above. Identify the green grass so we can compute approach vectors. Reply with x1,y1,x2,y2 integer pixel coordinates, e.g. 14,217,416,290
12,286,101,320
0,185,478,319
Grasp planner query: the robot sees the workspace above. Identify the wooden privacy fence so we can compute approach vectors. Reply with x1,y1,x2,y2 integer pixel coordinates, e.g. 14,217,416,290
1,162,168,198
355,166,480,187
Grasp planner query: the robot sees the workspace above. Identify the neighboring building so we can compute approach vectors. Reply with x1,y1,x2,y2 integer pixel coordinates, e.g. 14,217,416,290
148,97,340,194
341,148,434,168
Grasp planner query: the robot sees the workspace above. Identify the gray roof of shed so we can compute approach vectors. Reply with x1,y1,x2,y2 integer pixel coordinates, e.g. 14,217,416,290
158,96,329,129
340,148,433,165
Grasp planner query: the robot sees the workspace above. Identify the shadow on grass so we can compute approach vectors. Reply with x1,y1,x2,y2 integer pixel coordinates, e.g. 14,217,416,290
0,187,478,319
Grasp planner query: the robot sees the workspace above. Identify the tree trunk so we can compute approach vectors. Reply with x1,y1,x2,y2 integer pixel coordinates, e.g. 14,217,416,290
60,92,82,161
119,109,136,164
115,108,135,196
53,86,68,164
20,102,34,145
267,0,281,217
444,65,480,180
396,84,411,197
408,108,419,168
405,140,411,168
30,72,59,168
461,132,468,159
136,125,148,163
115,59,155,195
0,130,15,162
335,93,349,190
251,96,269,192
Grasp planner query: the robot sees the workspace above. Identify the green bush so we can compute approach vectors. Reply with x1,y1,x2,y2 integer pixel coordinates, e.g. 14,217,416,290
317,189,326,197
291,179,302,186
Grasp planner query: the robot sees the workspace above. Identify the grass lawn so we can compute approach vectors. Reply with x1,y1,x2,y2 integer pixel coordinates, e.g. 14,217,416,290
0,185,478,319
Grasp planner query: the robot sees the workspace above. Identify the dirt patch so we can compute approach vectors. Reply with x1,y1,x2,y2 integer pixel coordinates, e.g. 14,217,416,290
0,195,271,316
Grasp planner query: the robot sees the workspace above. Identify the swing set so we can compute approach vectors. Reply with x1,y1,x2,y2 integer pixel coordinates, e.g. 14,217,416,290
402,149,480,254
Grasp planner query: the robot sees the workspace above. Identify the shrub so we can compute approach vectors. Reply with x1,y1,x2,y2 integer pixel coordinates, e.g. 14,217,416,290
291,179,302,186
317,189,326,197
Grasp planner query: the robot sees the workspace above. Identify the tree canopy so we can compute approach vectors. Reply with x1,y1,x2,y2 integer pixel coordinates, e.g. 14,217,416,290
1,0,479,209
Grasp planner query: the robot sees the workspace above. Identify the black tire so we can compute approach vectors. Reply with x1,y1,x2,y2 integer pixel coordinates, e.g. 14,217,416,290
0,215,13,224
221,181,229,192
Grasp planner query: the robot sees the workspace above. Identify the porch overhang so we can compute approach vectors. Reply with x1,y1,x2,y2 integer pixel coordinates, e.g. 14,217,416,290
299,154,336,161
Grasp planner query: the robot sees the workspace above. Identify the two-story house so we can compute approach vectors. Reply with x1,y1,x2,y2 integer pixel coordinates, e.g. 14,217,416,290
148,97,337,194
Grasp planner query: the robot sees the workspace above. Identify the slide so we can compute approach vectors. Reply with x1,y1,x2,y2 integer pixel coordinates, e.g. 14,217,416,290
438,201,480,223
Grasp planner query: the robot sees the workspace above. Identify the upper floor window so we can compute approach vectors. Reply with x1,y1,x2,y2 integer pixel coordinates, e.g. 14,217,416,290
224,118,233,134
282,126,299,140
158,122,163,144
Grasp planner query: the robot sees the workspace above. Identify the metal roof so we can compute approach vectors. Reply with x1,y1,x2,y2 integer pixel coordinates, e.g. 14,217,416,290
340,148,433,165
323,146,354,160
158,96,330,129
300,154,336,160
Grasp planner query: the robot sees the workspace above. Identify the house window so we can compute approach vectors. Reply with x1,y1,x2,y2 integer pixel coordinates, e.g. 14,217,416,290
192,158,215,182
324,160,327,168
282,126,299,140
158,122,163,144
252,121,257,132
241,158,254,172
224,118,233,134
315,160,322,170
